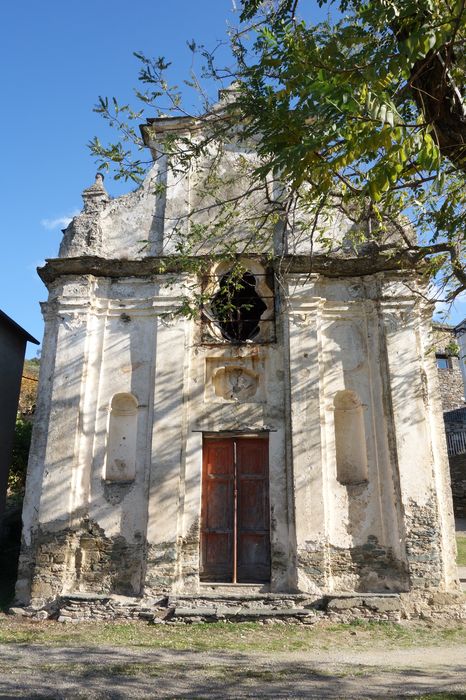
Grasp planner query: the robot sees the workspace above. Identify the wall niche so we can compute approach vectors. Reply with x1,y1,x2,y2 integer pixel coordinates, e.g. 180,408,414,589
105,393,138,482
333,390,368,485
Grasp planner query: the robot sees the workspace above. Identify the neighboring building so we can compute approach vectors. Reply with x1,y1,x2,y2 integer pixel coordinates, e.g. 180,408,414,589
0,311,39,527
443,406,466,519
432,323,465,413
456,320,466,400
434,322,466,518
16,93,459,609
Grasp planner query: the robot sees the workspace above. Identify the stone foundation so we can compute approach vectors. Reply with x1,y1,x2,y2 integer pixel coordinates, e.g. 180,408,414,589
404,496,443,589
296,537,409,593
9,590,466,625
18,521,146,604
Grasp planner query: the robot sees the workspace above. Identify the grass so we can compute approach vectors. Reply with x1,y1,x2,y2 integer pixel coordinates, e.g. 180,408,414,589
456,536,466,566
415,696,466,699
0,617,465,652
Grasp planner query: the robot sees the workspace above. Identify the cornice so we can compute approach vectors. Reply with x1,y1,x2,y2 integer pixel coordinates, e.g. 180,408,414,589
38,251,422,287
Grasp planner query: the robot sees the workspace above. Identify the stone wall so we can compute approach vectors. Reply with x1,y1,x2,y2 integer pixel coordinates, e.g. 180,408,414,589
437,360,465,413
433,324,465,412
432,325,466,519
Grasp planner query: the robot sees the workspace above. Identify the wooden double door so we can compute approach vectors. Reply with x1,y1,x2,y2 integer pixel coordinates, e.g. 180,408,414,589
200,435,271,583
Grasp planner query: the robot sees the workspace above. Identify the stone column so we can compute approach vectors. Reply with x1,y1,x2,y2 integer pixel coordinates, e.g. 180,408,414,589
24,278,93,602
286,276,329,593
144,286,191,592
381,287,458,591
16,297,60,603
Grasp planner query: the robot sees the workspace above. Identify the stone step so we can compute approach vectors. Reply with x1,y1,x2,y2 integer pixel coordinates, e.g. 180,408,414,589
46,590,408,624
167,593,316,611
172,606,315,621
324,594,402,614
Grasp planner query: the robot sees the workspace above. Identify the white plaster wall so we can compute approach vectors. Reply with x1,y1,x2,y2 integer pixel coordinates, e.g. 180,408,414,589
62,131,363,262
21,300,60,544
287,296,327,593
32,278,95,529
100,170,162,258
419,316,458,589
146,310,190,549
381,281,458,590
287,274,409,593
23,265,457,598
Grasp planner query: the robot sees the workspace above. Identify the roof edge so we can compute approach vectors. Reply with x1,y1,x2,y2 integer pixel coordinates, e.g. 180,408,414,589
0,310,40,344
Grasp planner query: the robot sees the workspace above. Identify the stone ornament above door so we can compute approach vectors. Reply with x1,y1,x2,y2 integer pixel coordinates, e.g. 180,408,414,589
205,356,265,403
212,366,259,402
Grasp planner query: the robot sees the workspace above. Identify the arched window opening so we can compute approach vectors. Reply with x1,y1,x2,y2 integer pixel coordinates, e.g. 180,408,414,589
333,390,368,485
211,271,267,343
105,393,138,482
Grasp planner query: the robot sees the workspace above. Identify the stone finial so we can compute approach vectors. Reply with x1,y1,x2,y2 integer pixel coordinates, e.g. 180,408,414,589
82,172,110,214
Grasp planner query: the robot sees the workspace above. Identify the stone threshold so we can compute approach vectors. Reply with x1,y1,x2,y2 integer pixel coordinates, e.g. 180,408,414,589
199,582,271,595
174,592,306,602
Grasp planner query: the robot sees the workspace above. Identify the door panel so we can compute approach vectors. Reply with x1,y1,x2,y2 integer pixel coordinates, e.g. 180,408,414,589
200,439,234,582
238,480,268,529
205,481,231,528
236,438,270,582
200,436,270,583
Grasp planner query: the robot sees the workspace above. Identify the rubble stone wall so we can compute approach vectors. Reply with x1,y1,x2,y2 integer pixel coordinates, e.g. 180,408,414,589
438,362,465,412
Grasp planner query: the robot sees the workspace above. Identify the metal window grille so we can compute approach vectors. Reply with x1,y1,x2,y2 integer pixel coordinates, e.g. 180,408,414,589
201,272,276,344
446,431,466,456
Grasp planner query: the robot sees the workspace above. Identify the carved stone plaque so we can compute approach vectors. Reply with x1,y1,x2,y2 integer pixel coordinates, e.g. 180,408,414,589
212,366,259,401
205,356,265,404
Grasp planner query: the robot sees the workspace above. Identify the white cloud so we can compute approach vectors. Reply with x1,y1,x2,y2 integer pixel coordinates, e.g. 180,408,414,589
41,209,80,230
28,259,46,270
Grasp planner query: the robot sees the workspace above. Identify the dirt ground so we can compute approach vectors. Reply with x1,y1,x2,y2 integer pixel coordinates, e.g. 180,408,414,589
1,619,466,699
1,641,466,698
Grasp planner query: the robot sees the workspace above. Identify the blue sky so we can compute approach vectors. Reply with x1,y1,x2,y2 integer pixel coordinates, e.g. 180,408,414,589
1,0,241,355
1,1,464,357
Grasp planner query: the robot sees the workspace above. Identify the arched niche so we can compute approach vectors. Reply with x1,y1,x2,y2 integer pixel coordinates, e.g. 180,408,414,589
333,390,368,485
105,393,138,482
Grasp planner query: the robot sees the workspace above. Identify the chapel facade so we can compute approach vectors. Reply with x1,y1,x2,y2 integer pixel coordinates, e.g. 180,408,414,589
16,94,459,606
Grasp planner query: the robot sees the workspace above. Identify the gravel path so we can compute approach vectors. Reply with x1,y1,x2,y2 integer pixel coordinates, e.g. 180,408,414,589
1,643,465,698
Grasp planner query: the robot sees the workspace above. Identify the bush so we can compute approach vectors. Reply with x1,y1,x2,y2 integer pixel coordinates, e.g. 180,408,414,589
9,418,33,494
